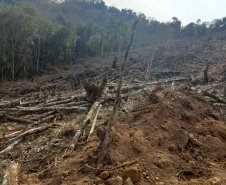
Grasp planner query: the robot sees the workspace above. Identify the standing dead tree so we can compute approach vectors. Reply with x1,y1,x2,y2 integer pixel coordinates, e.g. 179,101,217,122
144,53,154,84
97,20,139,169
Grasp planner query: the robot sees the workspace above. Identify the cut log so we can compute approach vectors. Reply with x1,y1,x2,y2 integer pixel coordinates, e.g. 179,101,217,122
0,99,21,109
1,161,20,185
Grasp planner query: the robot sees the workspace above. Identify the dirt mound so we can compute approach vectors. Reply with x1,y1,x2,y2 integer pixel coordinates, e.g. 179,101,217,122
39,88,226,185
102,88,226,184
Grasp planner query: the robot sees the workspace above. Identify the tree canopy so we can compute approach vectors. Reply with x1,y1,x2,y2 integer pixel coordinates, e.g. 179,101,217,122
0,0,225,81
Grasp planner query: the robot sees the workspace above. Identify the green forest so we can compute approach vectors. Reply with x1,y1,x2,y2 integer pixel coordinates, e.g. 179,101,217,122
0,0,226,81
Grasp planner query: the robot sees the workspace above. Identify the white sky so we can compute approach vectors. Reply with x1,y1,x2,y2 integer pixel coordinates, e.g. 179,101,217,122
103,0,226,26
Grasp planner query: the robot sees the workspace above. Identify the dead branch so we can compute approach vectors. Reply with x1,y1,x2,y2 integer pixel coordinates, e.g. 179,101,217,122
97,20,139,169
34,113,61,125
8,124,59,142
84,159,138,172
87,104,102,141
202,90,226,104
0,131,22,139
0,138,23,155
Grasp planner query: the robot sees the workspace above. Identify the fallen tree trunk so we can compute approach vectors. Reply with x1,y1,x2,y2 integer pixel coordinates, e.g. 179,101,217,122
107,84,144,93
69,102,100,149
107,77,188,93
30,111,55,121
20,99,44,107
0,106,87,113
42,96,77,107
87,104,102,141
52,101,88,108
5,115,34,124
146,77,188,85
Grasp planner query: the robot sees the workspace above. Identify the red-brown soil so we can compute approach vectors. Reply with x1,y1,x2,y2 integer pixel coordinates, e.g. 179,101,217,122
25,88,225,185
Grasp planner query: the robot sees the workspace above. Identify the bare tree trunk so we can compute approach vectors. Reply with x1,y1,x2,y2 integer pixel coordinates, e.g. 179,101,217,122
101,34,105,57
1,50,3,82
11,30,18,81
97,20,139,169
37,35,41,73
12,36,15,81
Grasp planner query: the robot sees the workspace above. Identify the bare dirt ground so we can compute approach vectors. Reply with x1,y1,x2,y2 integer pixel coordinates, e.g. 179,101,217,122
0,31,225,185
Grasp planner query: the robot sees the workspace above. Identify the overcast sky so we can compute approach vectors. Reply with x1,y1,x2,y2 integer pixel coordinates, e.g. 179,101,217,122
103,0,226,26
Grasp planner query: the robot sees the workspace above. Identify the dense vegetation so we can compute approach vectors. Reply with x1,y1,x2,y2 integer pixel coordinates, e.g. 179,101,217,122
0,0,226,81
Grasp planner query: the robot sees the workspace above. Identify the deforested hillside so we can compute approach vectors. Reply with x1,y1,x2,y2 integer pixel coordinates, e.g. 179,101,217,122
0,22,225,185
